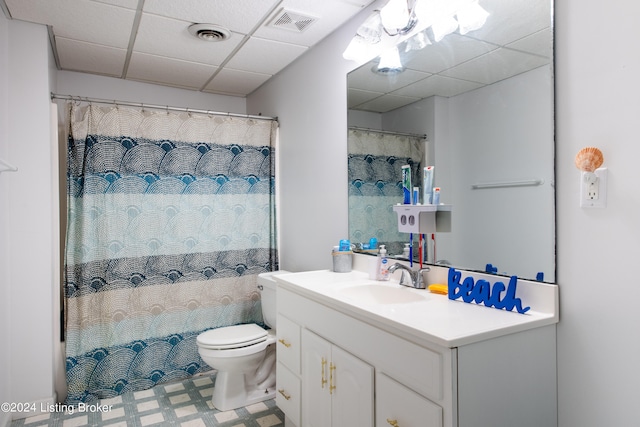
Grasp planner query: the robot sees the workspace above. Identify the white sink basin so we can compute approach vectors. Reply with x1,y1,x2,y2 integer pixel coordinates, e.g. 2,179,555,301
339,283,428,305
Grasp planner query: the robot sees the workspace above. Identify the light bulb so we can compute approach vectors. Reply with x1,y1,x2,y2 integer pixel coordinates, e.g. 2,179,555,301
380,0,410,32
377,46,404,73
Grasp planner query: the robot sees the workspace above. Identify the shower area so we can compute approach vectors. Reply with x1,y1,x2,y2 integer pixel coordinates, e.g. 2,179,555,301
347,127,427,257
58,99,279,404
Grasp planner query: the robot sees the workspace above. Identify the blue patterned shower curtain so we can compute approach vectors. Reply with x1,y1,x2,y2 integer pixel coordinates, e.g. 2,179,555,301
64,103,278,404
348,128,424,255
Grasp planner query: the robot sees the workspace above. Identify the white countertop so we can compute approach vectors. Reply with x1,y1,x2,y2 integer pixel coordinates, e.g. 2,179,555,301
275,269,559,348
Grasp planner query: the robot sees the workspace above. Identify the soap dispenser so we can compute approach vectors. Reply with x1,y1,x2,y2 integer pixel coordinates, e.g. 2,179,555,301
402,243,410,259
376,245,390,281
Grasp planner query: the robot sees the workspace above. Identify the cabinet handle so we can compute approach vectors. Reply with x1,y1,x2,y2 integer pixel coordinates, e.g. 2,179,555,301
386,419,399,427
329,362,336,394
321,358,327,388
278,338,291,348
278,389,291,400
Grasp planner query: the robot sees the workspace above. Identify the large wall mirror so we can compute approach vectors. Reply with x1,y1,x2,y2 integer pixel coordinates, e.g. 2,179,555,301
347,0,555,283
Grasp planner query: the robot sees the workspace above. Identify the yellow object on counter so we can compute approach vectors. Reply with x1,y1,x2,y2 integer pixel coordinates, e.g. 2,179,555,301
428,283,448,295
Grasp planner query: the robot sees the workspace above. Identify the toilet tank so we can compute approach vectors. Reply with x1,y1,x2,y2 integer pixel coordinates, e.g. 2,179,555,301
257,271,289,329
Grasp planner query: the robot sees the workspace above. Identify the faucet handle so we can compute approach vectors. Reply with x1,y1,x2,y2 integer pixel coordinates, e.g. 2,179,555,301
415,267,431,289
398,270,412,286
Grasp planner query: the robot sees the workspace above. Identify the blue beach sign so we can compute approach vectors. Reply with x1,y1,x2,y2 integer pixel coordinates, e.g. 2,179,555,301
448,268,530,314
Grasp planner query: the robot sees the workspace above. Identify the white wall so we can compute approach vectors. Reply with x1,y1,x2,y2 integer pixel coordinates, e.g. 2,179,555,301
251,0,640,425
0,10,12,427
555,1,640,426
2,18,56,415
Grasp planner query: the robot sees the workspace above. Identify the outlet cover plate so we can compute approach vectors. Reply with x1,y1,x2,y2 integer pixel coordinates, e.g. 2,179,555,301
580,167,607,208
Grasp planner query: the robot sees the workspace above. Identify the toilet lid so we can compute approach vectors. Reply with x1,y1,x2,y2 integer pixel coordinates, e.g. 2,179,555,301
197,324,268,349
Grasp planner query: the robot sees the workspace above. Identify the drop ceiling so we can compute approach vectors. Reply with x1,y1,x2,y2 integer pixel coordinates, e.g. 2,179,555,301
348,0,553,113
1,0,376,97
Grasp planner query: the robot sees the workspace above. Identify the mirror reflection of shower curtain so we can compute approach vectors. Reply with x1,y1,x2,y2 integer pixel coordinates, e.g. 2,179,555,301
64,103,278,404
348,128,424,256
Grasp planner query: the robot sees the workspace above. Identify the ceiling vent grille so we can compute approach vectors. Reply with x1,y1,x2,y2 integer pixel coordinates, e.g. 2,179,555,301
269,9,317,33
188,24,231,42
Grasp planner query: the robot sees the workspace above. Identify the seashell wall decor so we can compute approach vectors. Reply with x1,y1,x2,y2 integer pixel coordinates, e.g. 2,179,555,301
575,147,604,172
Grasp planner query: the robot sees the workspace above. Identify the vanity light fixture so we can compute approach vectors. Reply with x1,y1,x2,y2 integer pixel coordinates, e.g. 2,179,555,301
380,0,418,36
343,0,489,64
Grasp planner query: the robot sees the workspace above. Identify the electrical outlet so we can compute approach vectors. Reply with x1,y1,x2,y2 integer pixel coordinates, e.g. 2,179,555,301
580,167,607,208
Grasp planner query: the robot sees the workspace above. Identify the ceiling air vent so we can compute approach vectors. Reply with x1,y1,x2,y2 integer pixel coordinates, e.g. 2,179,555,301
188,24,231,42
269,9,317,33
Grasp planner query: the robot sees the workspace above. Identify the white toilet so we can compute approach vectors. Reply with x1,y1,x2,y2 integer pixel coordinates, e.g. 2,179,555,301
196,270,288,411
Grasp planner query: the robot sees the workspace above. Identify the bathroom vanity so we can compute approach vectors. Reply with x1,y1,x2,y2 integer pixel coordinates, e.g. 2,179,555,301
273,266,558,427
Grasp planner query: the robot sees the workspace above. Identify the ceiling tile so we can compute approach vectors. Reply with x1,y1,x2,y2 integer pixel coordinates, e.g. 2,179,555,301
357,93,421,113
348,63,431,93
253,0,366,47
203,68,272,97
403,33,497,74
6,0,136,48
394,74,484,99
134,13,244,66
225,37,308,75
470,0,551,46
90,0,138,9
440,48,550,85
126,52,217,90
507,28,552,59
347,88,383,108
336,0,375,7
142,0,280,34
56,37,127,77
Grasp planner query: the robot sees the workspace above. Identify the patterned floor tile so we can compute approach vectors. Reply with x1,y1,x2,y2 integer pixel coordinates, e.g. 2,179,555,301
10,374,284,427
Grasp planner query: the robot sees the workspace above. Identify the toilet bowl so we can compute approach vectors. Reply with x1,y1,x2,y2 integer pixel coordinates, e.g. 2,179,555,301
196,270,288,411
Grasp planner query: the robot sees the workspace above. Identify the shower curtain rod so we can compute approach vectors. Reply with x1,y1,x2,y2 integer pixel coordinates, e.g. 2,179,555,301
50,93,277,122
349,126,427,139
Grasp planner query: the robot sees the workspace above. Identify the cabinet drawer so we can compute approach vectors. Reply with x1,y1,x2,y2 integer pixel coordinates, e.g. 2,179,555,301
276,362,300,426
277,314,300,374
376,372,442,427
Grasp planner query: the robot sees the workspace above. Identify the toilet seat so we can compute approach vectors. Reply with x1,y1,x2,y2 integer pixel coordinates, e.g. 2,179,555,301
197,324,268,350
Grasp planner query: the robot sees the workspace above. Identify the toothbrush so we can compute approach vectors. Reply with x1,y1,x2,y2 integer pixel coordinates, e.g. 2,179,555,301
409,233,413,267
431,233,436,264
419,234,423,269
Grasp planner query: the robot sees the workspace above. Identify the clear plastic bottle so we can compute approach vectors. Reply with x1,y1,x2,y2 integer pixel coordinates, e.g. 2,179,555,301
402,243,410,259
376,245,390,281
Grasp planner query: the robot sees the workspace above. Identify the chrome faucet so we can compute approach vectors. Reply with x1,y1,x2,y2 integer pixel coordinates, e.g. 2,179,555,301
388,263,430,289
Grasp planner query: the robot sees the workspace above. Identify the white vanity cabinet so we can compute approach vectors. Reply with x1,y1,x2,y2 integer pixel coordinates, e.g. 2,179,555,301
275,271,558,427
277,287,453,427
301,329,373,426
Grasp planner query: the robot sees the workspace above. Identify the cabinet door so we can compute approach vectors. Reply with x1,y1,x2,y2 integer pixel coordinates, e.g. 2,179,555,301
376,372,442,427
331,345,374,427
302,329,332,427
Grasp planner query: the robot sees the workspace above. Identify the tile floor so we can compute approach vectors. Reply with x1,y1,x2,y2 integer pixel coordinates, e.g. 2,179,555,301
10,374,284,427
